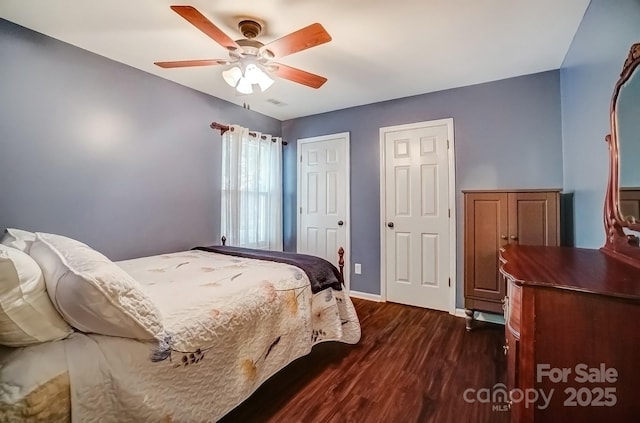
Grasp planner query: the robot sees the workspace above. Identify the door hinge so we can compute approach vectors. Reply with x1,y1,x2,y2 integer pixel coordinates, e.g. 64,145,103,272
300,155,303,163
448,277,451,287
447,139,450,149
300,207,302,214
448,208,451,218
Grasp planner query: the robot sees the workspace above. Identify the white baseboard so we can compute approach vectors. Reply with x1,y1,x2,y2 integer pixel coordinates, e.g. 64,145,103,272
347,294,504,324
455,308,505,326
349,290,382,302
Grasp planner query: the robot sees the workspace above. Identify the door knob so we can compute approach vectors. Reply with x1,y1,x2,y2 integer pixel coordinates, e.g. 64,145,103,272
510,235,518,241
338,220,344,226
501,235,508,240
387,222,394,228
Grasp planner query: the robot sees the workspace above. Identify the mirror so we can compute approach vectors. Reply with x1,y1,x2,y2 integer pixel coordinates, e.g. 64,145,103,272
602,42,640,268
617,65,640,225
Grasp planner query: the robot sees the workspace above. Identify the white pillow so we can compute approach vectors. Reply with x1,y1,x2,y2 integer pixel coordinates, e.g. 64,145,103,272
0,245,73,347
30,233,165,341
1,228,36,253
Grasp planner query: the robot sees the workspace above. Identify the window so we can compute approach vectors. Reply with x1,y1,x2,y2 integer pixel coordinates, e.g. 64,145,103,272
221,125,282,250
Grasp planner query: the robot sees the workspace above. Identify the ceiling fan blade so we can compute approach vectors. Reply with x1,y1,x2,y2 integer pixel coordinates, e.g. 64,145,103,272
272,63,327,89
154,59,226,68
261,23,331,59
170,6,239,51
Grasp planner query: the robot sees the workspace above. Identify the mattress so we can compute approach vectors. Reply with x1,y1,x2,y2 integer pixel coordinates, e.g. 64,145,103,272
0,341,70,422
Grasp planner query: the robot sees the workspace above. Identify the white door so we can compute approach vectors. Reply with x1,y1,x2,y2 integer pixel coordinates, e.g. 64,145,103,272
297,132,350,288
380,120,454,311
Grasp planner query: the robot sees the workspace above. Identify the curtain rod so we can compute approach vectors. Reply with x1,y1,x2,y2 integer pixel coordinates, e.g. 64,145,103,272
210,122,288,146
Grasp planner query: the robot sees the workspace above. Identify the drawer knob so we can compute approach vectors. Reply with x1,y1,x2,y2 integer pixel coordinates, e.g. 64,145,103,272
501,235,508,240
510,235,518,241
503,344,509,355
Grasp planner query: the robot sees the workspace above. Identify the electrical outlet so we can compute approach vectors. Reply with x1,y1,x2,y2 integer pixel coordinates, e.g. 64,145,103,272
354,263,362,274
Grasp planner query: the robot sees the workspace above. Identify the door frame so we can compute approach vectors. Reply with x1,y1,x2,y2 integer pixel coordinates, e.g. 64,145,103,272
297,132,351,290
379,118,456,314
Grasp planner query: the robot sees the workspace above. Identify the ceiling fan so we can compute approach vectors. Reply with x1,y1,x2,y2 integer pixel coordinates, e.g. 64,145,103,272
154,6,332,93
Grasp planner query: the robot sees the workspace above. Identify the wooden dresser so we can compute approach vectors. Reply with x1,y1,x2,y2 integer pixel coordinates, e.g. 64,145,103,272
500,244,640,423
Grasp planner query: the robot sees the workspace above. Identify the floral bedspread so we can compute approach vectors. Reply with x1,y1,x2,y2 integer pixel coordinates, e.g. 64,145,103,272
64,250,361,422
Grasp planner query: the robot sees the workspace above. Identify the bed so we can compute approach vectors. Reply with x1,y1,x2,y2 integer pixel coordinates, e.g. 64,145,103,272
0,236,360,422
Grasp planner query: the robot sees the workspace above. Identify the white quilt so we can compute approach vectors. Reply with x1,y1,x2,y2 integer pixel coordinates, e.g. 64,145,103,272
0,341,70,422
65,250,361,422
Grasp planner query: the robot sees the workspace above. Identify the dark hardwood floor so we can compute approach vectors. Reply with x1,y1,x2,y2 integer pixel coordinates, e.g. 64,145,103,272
220,299,508,423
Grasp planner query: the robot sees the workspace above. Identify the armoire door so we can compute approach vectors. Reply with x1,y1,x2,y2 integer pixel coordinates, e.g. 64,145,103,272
507,192,558,246
464,192,509,310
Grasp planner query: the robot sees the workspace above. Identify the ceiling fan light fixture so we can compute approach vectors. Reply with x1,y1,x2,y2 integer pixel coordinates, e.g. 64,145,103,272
225,62,274,94
257,72,274,92
222,66,242,87
236,76,253,95
243,63,264,85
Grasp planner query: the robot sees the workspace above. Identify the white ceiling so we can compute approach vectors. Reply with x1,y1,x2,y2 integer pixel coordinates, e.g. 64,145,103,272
0,0,590,120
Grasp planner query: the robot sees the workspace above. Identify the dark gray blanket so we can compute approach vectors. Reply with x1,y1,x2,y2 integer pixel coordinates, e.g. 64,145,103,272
193,245,343,294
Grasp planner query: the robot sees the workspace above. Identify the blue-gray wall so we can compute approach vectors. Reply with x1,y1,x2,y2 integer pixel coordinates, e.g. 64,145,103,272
283,71,563,304
560,0,640,248
0,19,281,261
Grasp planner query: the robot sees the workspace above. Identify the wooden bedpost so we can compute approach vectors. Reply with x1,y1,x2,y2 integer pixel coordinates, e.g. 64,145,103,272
338,247,345,283
221,236,226,246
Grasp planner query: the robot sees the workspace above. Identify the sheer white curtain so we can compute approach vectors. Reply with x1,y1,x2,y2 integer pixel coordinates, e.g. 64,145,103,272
221,124,283,250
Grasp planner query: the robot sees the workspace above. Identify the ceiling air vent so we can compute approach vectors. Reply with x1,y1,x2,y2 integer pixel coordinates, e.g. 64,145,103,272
266,98,287,106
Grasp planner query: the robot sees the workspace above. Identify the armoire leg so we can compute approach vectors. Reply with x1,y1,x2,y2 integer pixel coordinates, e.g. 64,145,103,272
465,309,475,331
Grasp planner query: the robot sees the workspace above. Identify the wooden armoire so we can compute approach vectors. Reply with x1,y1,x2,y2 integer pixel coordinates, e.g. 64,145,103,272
463,189,560,330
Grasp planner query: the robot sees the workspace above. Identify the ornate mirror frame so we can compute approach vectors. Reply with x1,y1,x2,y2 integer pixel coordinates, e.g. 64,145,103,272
602,42,640,268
